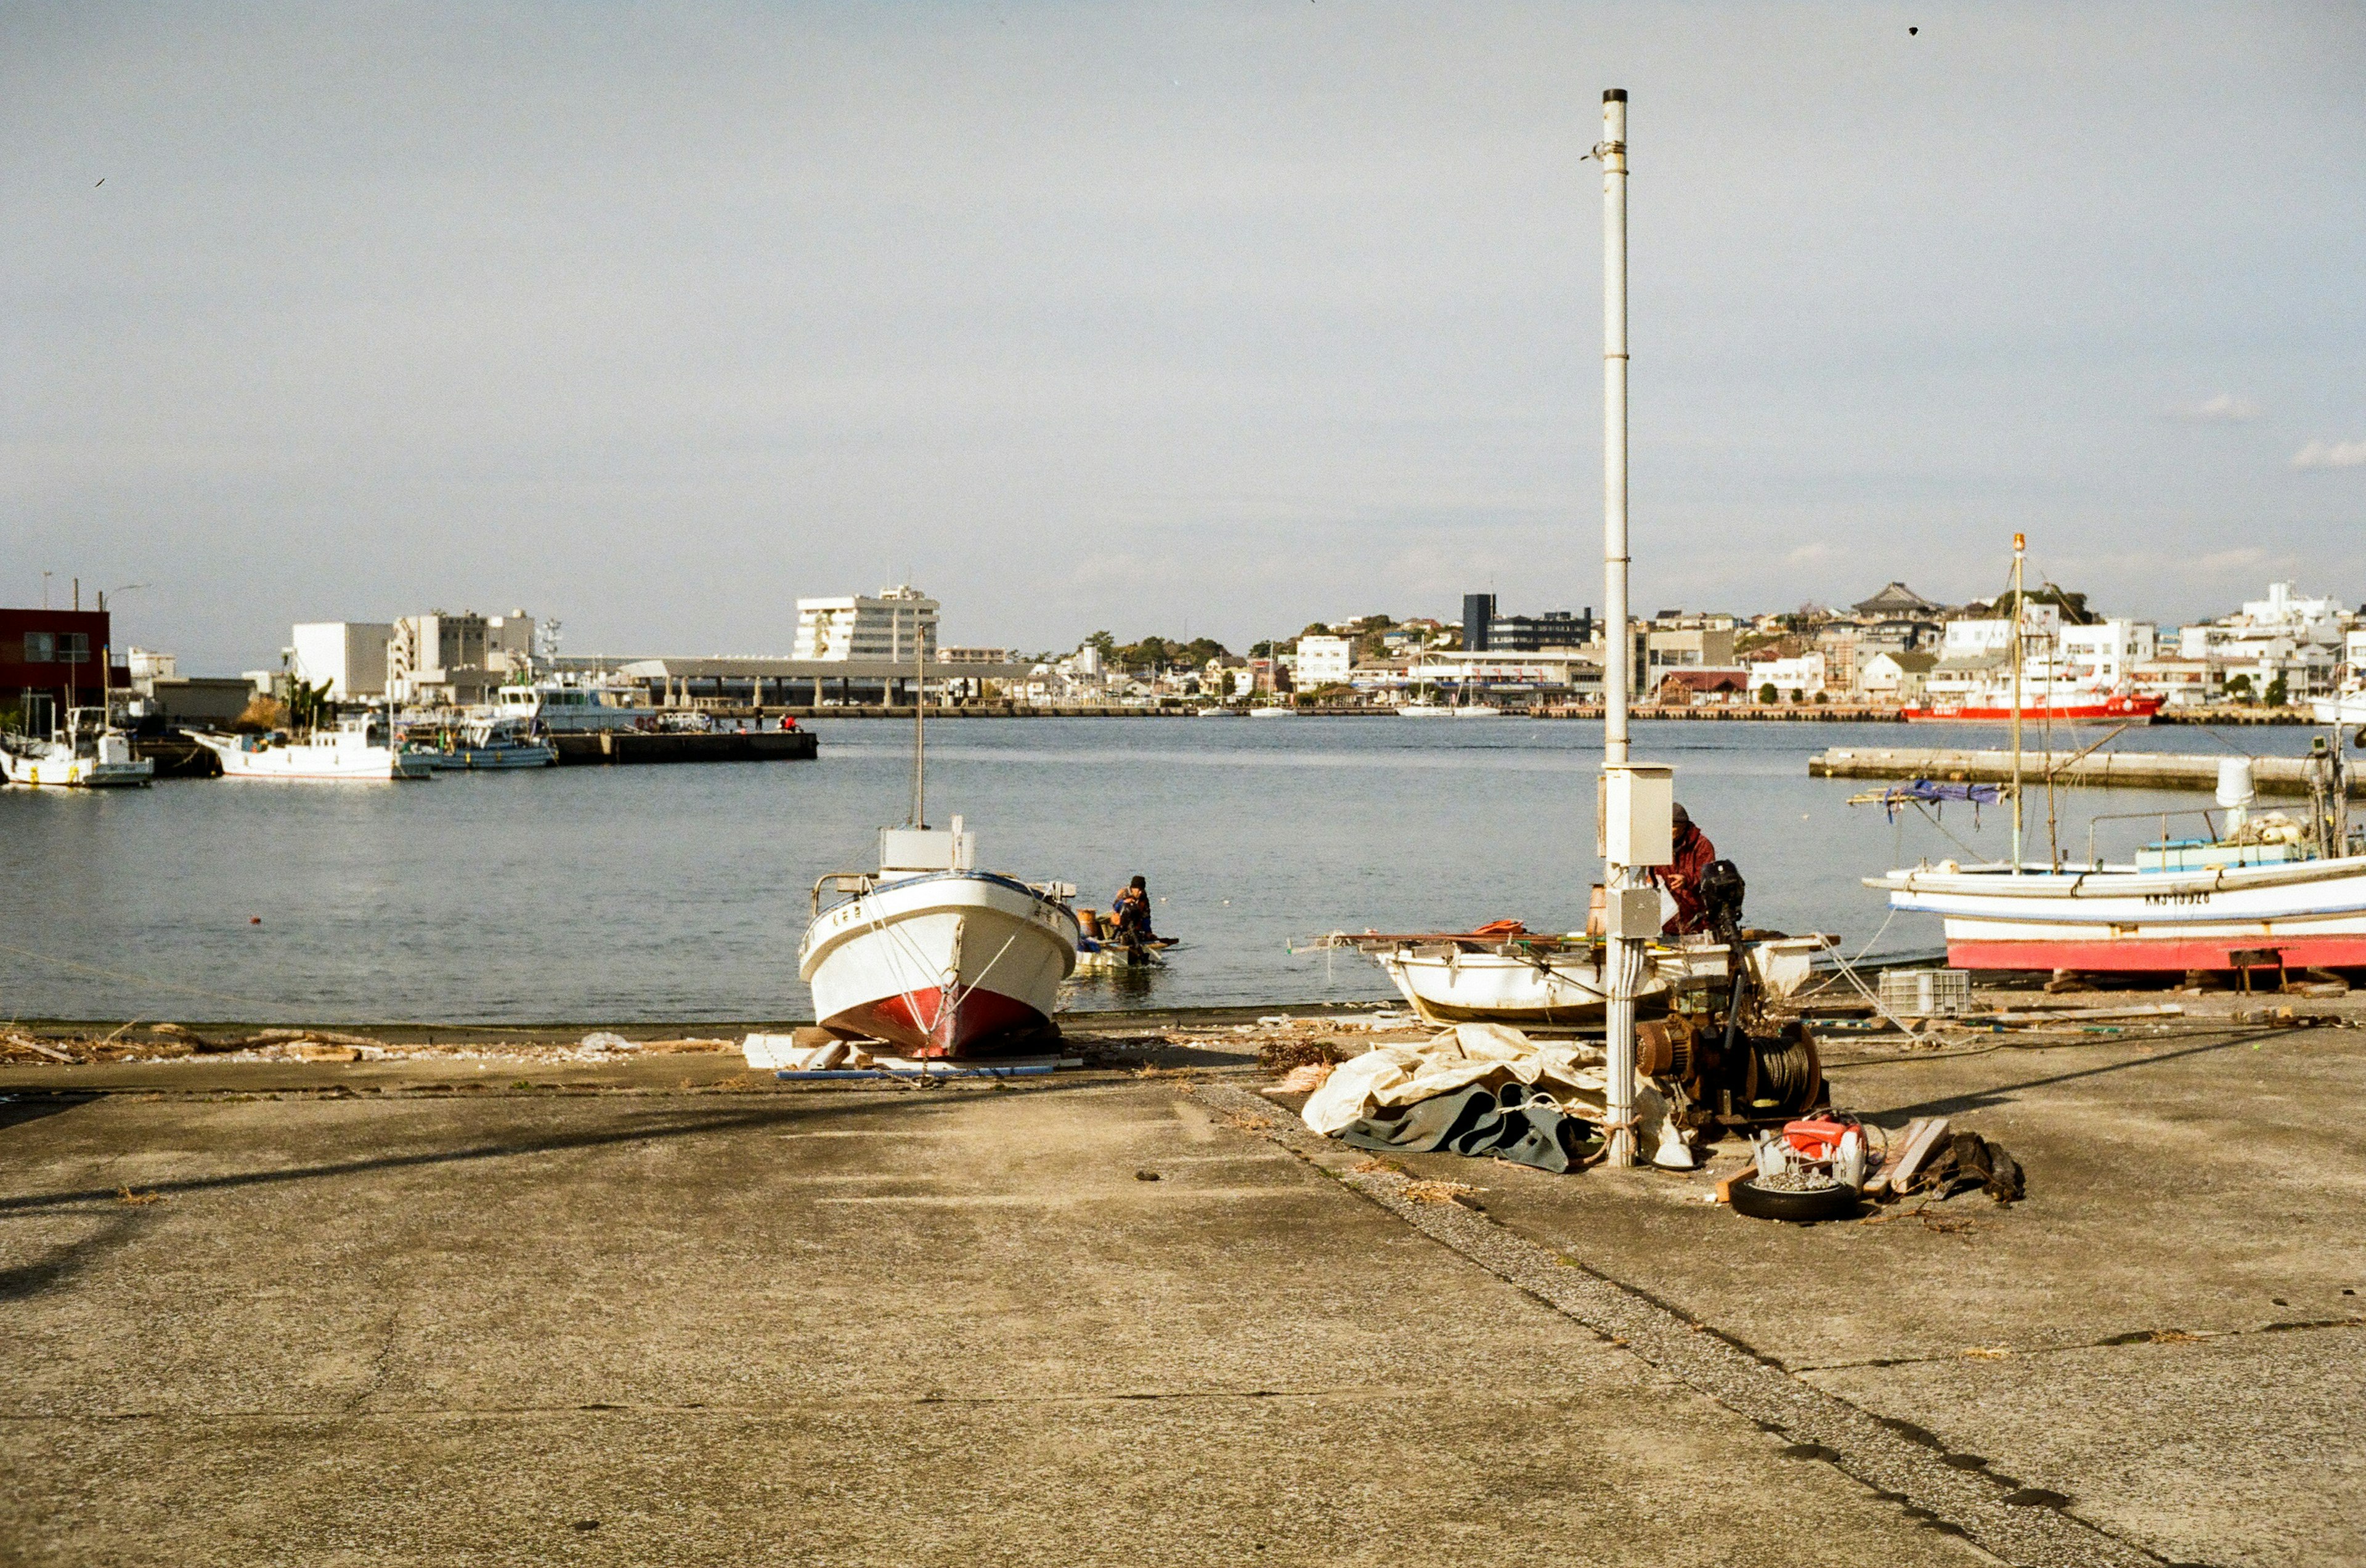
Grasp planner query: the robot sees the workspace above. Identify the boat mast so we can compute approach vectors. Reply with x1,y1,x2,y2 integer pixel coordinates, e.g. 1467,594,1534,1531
1600,87,1641,1168
2009,533,2025,873
911,621,926,828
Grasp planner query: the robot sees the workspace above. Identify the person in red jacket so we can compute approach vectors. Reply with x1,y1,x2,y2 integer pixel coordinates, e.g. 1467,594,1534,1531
1654,802,1720,935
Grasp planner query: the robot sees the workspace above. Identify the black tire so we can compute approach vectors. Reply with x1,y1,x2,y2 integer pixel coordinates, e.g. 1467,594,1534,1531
1729,1176,1859,1223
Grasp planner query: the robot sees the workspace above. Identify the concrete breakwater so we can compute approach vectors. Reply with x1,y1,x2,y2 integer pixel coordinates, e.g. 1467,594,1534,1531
550,729,818,765
1810,744,2360,798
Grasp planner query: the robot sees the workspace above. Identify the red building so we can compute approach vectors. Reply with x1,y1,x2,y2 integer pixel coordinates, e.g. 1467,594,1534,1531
2,606,128,729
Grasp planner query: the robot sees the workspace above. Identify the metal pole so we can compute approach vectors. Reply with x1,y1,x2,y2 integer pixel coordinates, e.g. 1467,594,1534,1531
1603,88,1630,768
912,634,925,827
2009,534,2025,872
1601,87,1640,1168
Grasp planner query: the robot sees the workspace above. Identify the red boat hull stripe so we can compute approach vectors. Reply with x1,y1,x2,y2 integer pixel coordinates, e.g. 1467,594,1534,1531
1949,936,2366,972
820,984,1047,1058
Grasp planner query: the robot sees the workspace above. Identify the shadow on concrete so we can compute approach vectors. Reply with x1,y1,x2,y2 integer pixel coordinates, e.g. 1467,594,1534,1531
1861,1028,2283,1123
0,1210,150,1302
0,1078,1134,1217
0,1092,99,1137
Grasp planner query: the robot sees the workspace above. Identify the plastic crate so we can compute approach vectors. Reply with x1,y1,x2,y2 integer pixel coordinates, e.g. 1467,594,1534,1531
1878,967,1971,1018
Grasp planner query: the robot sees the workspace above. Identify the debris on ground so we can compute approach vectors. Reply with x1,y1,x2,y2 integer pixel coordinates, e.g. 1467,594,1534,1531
1259,1060,1334,1097
1256,1035,1352,1071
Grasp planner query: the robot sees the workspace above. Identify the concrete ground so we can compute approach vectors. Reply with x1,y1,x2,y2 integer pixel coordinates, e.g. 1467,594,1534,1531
1,1002,2358,1566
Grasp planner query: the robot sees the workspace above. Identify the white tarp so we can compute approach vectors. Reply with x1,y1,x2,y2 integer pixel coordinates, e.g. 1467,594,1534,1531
742,1033,876,1071
1299,1022,1667,1146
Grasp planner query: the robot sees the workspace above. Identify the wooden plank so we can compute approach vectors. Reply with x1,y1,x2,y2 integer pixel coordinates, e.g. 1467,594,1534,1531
1869,1116,1950,1196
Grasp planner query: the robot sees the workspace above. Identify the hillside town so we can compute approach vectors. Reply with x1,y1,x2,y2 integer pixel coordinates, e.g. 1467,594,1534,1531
10,575,2365,737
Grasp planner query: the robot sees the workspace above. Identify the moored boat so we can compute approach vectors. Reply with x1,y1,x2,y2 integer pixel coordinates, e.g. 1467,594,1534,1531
413,716,558,770
1903,693,2162,723
0,708,155,788
193,715,436,781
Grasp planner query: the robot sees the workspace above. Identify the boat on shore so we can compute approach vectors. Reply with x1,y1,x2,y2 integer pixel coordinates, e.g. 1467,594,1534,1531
0,708,155,788
193,715,436,781
1320,920,1827,1027
801,819,1080,1056
797,653,1079,1057
1866,537,2366,975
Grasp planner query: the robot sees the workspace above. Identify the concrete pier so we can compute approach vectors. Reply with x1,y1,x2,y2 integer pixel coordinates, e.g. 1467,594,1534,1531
1810,744,2360,797
2,999,2361,1566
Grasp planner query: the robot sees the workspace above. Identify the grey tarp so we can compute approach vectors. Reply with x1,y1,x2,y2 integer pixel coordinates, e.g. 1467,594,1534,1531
1338,1081,1601,1175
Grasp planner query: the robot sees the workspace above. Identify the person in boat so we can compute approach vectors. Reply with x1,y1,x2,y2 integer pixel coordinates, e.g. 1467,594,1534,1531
1653,802,1721,935
1110,875,1158,951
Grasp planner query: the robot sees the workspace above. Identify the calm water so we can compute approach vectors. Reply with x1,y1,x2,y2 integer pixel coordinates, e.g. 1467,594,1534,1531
0,718,2330,1025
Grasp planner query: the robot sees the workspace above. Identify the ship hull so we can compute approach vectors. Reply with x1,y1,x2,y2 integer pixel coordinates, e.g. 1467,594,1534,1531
1902,696,2163,723
800,871,1079,1057
1873,856,2366,973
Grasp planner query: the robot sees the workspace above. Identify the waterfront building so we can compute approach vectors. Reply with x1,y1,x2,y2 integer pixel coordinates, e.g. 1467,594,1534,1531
291,622,394,699
1462,593,1596,654
1645,625,1738,677
1858,650,1936,702
2,604,123,733
384,611,534,705
793,585,938,662
1745,652,1827,701
1295,635,1354,685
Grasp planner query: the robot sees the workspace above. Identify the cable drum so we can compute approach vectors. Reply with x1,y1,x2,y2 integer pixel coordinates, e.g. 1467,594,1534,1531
1746,1028,1824,1116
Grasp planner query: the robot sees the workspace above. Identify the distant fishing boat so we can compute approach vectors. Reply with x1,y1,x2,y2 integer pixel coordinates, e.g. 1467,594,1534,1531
1903,693,2161,723
193,715,436,781
413,715,558,770
0,707,153,788
1248,705,1298,718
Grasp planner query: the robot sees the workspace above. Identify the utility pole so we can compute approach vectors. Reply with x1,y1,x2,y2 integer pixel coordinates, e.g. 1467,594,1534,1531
1598,87,1670,1169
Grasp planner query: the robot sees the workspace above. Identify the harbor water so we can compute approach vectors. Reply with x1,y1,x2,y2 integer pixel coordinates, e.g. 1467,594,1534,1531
0,717,2338,1025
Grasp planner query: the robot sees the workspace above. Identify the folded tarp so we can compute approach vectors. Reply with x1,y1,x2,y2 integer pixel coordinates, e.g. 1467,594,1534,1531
1301,1022,1669,1155
1339,1080,1601,1174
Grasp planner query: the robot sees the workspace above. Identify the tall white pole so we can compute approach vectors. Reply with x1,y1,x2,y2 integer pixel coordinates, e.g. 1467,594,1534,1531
1601,87,1639,1168
1603,88,1630,768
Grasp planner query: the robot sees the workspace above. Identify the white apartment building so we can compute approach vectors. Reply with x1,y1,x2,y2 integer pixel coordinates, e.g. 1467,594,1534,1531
2054,620,2155,687
1295,635,1354,684
1745,652,1826,699
792,586,938,662
291,622,394,699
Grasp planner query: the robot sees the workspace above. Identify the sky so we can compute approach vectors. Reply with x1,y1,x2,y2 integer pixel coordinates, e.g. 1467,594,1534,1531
4,2,2363,670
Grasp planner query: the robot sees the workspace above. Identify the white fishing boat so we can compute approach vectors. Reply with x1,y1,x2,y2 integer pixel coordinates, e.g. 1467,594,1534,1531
796,646,1079,1057
487,675,648,734
0,708,155,788
1248,705,1298,718
1396,701,1450,717
802,819,1081,1056
2310,680,2366,726
1863,542,2366,975
193,715,436,781
1452,704,1503,718
415,716,558,770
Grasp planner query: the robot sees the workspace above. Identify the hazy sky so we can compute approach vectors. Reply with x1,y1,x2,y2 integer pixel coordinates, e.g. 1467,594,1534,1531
5,2,2362,668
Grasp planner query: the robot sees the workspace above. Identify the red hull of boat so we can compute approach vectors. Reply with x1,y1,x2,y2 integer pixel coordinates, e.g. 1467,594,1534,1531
1903,696,2164,723
1949,936,2366,973
821,983,1048,1058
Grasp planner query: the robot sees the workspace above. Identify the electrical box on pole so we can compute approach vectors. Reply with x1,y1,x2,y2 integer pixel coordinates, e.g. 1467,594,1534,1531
1600,763,1673,867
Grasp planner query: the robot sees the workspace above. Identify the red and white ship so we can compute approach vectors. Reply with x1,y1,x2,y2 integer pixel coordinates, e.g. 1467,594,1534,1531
800,819,1080,1058
1903,692,2163,723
